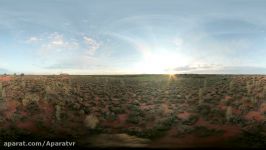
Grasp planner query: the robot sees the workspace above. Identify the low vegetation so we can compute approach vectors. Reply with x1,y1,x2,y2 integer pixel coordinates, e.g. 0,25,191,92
0,74,265,148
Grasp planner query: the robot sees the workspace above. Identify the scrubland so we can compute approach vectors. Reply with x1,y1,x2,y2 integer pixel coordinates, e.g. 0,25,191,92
0,74,265,148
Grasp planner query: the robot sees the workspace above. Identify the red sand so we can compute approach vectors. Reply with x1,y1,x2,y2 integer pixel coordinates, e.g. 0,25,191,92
150,116,242,148
3,100,18,119
259,103,266,113
16,120,38,132
178,112,191,120
245,111,264,122
0,76,12,81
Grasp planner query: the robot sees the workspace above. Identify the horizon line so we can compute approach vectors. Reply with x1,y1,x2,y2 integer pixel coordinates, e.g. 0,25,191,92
1,73,265,76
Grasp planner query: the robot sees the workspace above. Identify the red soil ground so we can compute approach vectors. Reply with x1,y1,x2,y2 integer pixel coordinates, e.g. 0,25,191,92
244,111,264,122
149,116,242,148
0,76,12,81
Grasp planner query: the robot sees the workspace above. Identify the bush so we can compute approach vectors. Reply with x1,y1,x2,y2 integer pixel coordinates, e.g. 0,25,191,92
126,116,179,139
182,115,199,125
127,104,140,112
229,80,234,92
84,115,99,129
193,126,224,137
229,116,246,126
103,112,117,121
155,115,178,131
127,113,141,124
124,127,165,139
197,104,211,117
237,128,266,148
109,106,125,114
226,106,233,122
55,105,61,121
198,88,204,104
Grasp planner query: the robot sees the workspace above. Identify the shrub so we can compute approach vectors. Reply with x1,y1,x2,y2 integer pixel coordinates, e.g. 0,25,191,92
1,88,6,99
237,127,266,148
22,94,40,106
182,115,199,125
127,113,141,124
79,109,85,115
193,126,224,137
84,114,99,129
124,127,165,139
26,101,40,114
0,83,2,100
203,79,207,90
55,105,61,121
251,97,258,105
229,80,234,92
155,115,178,131
197,104,211,117
198,88,204,104
226,106,233,122
73,103,81,110
21,80,26,88
229,116,246,126
103,112,117,121
127,104,143,116
22,98,29,107
246,81,252,94
110,106,125,114
263,86,266,97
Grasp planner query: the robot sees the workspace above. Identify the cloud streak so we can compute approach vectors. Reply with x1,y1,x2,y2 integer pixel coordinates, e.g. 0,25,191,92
170,63,222,72
26,36,41,43
171,64,266,74
25,32,101,70
83,36,100,56
40,32,79,54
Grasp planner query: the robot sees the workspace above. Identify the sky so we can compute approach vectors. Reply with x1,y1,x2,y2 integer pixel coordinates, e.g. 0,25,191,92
0,0,266,74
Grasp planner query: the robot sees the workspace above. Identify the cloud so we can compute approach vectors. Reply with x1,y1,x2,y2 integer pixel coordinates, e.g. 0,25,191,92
26,36,41,43
173,37,184,47
171,64,266,74
40,32,79,54
25,33,101,70
171,63,222,72
83,36,100,56
214,66,266,74
203,18,262,36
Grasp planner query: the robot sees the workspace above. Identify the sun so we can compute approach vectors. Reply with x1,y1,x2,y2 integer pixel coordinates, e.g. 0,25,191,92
135,51,185,74
168,72,177,80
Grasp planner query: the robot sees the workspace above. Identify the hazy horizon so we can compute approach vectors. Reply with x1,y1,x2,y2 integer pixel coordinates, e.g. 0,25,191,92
1,0,266,74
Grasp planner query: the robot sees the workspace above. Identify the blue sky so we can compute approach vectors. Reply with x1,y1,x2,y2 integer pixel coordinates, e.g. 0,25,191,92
0,0,266,74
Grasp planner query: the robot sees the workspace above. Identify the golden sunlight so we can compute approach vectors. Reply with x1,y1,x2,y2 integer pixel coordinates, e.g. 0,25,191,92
134,51,187,74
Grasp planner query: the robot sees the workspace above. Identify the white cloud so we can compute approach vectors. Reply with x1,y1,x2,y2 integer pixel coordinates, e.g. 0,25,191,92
25,33,102,70
49,33,64,46
83,36,100,56
40,32,79,54
173,37,183,47
171,63,223,73
26,36,41,43
46,33,79,51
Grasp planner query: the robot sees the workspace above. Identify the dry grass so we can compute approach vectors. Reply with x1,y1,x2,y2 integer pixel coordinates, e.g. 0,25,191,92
84,114,99,129
87,133,150,147
55,105,61,121
198,88,204,104
226,106,233,122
